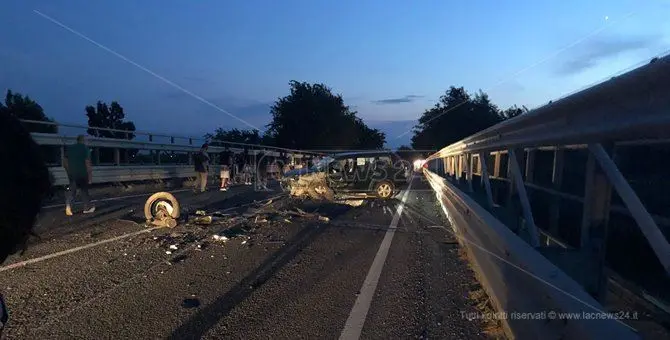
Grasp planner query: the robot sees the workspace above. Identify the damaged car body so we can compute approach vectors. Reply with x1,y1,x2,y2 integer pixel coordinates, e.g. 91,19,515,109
281,151,411,201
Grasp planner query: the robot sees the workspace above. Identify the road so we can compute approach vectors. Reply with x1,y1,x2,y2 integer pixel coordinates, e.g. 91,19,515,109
0,177,492,339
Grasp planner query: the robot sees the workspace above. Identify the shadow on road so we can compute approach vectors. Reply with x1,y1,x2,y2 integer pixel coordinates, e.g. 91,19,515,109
168,203,352,339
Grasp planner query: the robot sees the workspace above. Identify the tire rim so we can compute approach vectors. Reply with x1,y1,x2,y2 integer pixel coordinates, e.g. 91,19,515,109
377,183,392,198
152,199,174,217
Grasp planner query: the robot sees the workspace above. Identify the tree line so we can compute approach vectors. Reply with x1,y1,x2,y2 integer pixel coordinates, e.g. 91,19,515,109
2,81,528,156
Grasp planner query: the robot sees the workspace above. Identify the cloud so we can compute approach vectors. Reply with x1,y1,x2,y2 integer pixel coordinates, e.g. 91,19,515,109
372,95,424,105
556,35,662,75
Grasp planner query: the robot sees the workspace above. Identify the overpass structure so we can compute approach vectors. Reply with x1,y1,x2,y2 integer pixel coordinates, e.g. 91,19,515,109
424,54,670,338
12,56,669,339
26,120,323,186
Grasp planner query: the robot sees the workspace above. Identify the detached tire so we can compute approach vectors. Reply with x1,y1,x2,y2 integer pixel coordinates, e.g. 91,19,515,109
144,192,181,221
374,180,395,199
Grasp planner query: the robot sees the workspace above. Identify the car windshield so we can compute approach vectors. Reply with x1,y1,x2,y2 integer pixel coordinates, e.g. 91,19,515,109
310,157,334,171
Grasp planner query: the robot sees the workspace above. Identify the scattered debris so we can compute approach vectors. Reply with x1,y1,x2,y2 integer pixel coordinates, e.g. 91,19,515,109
145,196,333,258
284,172,335,201
194,215,214,225
342,200,365,207
212,234,229,242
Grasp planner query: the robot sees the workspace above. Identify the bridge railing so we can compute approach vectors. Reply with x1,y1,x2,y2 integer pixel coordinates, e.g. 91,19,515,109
424,54,670,339
23,120,322,185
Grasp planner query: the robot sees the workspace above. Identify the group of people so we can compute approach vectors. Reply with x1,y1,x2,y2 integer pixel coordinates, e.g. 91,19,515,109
191,144,306,193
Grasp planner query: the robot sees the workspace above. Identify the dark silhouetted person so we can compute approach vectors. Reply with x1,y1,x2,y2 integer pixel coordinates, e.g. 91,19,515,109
193,143,210,192
0,111,52,336
64,135,95,215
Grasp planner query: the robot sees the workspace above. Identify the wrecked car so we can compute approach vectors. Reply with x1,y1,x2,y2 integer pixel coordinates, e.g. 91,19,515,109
281,151,411,200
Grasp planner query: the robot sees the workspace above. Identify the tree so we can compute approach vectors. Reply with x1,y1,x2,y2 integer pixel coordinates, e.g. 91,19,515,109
85,101,136,164
266,80,385,150
0,90,57,133
205,128,264,145
85,101,136,139
411,87,525,150
502,105,528,120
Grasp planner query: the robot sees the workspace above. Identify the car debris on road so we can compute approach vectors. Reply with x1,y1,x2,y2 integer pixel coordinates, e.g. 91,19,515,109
143,194,333,258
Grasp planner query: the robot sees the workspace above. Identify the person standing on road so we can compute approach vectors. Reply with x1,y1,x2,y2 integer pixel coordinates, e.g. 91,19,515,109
256,152,269,190
0,111,52,337
193,143,210,192
242,148,252,185
63,135,95,216
219,148,231,191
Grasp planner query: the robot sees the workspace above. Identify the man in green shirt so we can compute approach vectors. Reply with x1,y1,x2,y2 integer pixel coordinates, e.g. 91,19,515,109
63,135,95,215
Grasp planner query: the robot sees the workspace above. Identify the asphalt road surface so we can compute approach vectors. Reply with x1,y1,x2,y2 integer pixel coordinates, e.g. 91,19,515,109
0,177,491,339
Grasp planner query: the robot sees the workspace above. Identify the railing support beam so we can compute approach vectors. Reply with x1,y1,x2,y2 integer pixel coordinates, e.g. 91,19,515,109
588,143,670,276
508,148,540,248
581,145,613,301
478,152,495,209
549,148,565,237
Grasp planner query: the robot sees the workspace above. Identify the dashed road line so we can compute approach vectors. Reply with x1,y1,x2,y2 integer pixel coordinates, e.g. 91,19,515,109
339,179,413,340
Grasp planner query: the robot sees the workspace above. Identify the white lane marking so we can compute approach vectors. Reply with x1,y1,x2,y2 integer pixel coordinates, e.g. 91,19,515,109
0,227,160,273
339,179,413,340
42,189,192,209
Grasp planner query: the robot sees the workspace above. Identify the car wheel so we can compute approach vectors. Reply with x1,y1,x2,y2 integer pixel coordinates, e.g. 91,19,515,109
144,192,181,222
374,181,395,199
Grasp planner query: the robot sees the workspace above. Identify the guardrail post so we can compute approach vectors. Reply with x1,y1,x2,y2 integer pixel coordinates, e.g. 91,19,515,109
492,152,502,200
60,145,65,166
93,147,100,165
466,153,474,192
149,134,153,142
525,149,536,183
171,136,174,144
478,152,495,209
509,148,540,248
581,144,613,301
450,156,458,179
114,148,120,166
189,138,193,145
549,148,565,238
506,151,515,206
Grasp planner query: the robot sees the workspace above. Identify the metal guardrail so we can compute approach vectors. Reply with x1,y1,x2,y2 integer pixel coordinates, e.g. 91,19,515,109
48,165,225,186
22,119,323,155
25,120,323,185
425,170,637,339
424,54,670,338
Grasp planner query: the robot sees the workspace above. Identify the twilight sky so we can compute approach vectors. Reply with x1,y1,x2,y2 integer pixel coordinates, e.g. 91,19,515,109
1,0,669,147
